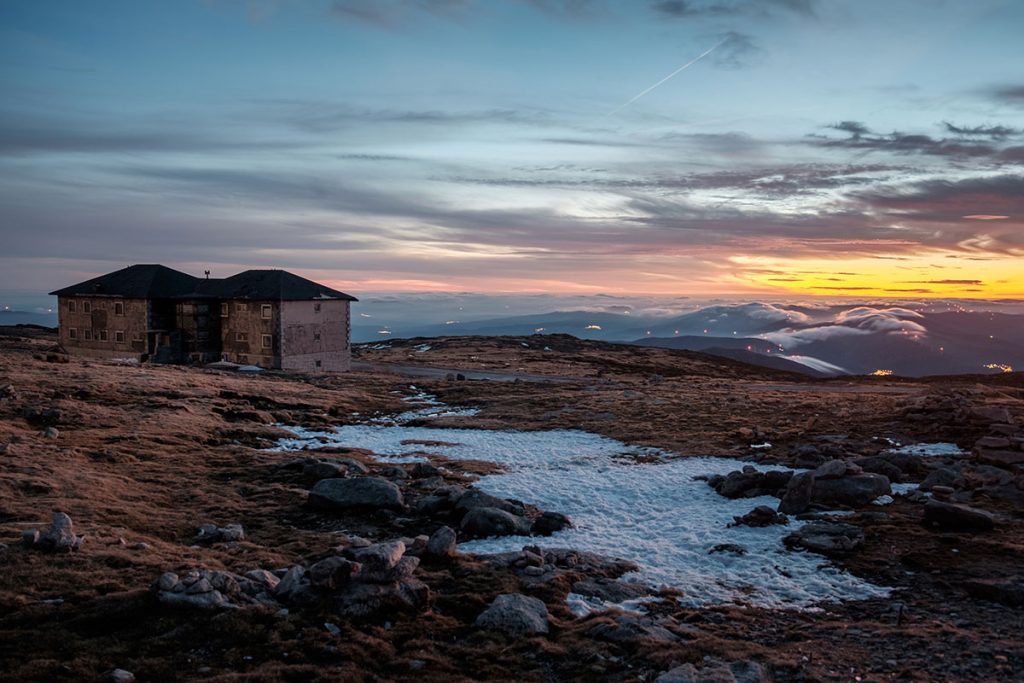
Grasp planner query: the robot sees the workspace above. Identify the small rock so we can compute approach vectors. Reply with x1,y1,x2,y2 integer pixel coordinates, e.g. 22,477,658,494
109,669,136,683
42,427,59,439
475,593,550,636
21,529,39,546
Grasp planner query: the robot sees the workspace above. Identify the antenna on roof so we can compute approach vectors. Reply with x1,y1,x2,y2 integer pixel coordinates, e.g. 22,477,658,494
204,270,210,279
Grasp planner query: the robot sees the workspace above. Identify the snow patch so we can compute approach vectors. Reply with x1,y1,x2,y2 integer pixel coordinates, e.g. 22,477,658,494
886,442,964,457
275,423,892,609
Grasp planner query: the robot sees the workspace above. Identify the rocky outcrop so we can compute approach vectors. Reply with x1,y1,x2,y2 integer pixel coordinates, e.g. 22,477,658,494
475,593,549,636
308,477,405,511
530,511,572,536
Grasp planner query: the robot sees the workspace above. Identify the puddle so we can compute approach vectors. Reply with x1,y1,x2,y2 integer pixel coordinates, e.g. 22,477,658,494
277,420,893,609
885,442,964,457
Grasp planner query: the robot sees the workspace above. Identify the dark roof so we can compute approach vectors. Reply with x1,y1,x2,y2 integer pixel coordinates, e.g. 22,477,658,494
202,270,358,301
49,264,200,298
50,265,358,302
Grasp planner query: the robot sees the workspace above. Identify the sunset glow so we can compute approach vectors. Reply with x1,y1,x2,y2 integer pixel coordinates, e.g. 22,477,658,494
0,1,1022,301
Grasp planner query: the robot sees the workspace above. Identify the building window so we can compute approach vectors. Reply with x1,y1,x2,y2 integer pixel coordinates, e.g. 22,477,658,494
314,303,321,313
99,329,108,341
235,332,248,342
262,334,272,349
115,331,125,343
261,304,272,319
181,303,194,315
82,301,91,313
220,303,229,317
68,300,76,313
114,302,124,316
69,328,77,340
83,329,92,340
313,332,321,342
315,360,322,369
236,303,248,312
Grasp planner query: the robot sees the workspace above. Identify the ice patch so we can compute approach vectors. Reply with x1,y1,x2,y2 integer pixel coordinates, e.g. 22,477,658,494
414,344,433,353
886,442,965,457
275,423,891,609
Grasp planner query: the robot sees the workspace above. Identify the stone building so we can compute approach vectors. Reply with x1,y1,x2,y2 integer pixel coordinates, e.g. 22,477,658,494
50,264,357,371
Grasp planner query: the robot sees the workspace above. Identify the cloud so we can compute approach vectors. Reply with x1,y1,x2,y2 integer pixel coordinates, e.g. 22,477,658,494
329,0,470,26
942,122,1020,140
709,31,761,69
990,85,1024,105
812,120,1024,162
651,0,815,19
834,306,927,334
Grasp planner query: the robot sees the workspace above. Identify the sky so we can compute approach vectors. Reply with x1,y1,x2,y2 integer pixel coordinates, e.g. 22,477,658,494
1,0,1023,299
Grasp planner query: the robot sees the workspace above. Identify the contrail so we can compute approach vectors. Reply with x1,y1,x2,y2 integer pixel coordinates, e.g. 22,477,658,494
607,38,726,117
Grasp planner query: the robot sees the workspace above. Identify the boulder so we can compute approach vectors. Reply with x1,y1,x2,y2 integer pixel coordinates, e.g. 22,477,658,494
778,472,815,514
460,507,532,539
810,474,891,507
475,593,549,636
454,489,525,516
531,511,572,536
784,522,864,554
812,459,848,479
196,523,245,543
308,477,404,511
425,526,457,559
713,469,792,499
922,501,995,531
919,467,961,492
109,669,136,683
730,506,788,528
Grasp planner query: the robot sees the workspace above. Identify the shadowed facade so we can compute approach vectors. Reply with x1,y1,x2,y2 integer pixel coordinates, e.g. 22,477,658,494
50,265,357,371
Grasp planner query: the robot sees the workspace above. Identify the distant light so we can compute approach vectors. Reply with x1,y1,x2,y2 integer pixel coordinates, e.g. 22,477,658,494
703,329,708,334
534,327,545,333
585,324,602,330
377,330,392,335
984,363,1013,373
870,369,894,376
645,330,651,335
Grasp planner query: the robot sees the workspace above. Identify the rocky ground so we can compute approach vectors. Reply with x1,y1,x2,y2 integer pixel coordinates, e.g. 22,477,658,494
1,331,1022,682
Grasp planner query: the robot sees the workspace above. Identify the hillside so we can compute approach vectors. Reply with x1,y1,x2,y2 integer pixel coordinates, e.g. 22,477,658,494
1,329,1023,681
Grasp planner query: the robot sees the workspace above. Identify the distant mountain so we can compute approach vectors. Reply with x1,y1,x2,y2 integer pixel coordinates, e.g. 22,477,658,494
0,310,57,328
